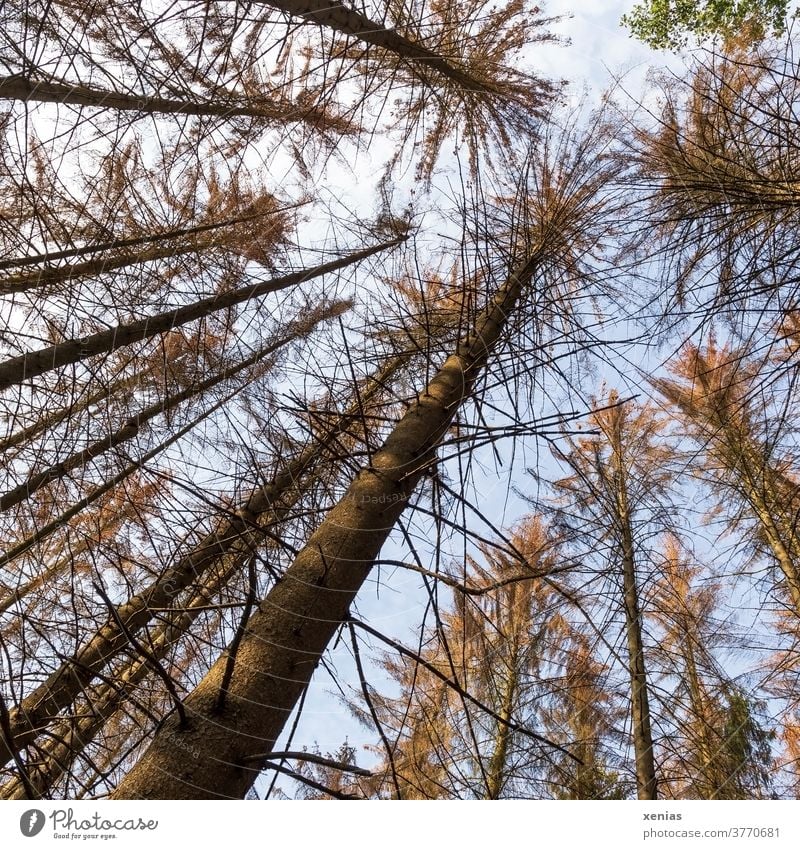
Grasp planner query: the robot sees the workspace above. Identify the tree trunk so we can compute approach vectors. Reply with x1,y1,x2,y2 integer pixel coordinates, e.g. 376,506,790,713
616,477,658,799
0,334,415,769
111,253,539,799
0,302,344,514
256,1,501,96
0,75,342,130
484,663,517,799
607,416,658,799
0,237,401,393
682,635,717,799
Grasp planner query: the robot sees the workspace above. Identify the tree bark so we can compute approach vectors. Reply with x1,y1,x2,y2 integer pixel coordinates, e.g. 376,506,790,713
111,253,539,799
0,333,414,769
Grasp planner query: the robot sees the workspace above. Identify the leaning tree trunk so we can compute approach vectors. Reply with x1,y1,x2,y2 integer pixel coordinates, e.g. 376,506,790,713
0,237,401,393
0,75,345,131
0,210,274,273
255,0,501,96
111,252,540,799
0,302,346,514
0,334,416,769
0,363,382,799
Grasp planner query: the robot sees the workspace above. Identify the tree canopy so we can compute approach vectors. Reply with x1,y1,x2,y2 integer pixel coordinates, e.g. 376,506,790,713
1,2,800,803
622,0,792,48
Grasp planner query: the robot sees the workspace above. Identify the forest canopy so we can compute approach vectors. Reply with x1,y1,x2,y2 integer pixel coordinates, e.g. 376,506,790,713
0,1,799,801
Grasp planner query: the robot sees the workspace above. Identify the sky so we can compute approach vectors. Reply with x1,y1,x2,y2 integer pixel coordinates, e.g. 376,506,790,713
536,1,673,92
2,0,798,803
253,2,685,797
248,2,800,800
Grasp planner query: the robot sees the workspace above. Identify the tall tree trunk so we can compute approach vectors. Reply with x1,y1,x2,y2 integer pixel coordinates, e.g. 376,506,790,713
484,662,517,799
0,75,343,130
0,302,345,514
0,238,402,392
606,412,658,798
612,442,658,800
620,522,658,799
0,211,277,273
0,336,415,769
111,253,539,800
255,1,501,96
682,635,718,799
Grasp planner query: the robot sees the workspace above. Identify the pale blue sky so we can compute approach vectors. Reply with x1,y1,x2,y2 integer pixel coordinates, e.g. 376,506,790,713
256,2,680,796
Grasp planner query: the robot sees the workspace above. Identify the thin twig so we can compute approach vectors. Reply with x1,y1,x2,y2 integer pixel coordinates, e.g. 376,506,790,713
348,617,582,764
259,761,361,799
348,622,403,798
216,554,258,712
92,581,188,728
242,750,372,777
